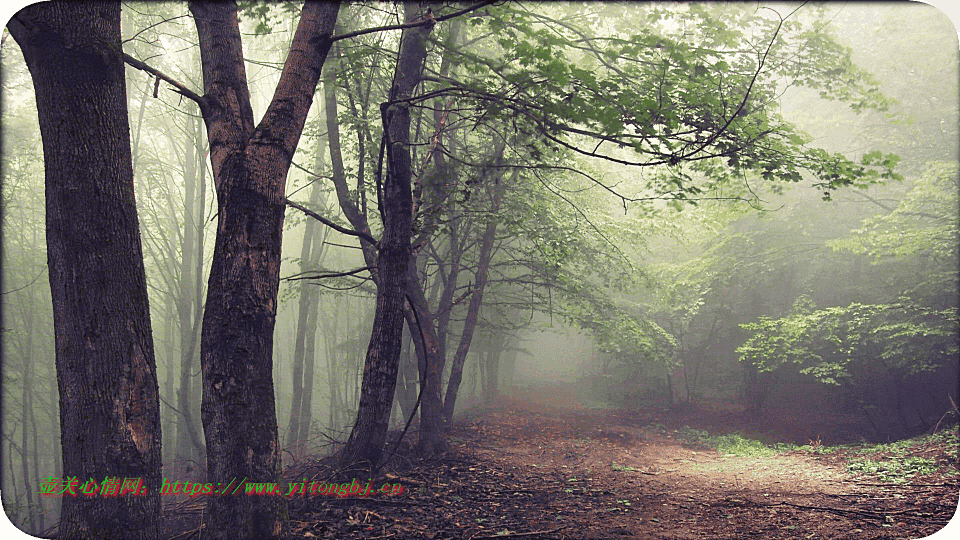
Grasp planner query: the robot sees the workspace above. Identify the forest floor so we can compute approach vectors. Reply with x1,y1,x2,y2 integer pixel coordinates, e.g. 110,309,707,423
165,383,958,540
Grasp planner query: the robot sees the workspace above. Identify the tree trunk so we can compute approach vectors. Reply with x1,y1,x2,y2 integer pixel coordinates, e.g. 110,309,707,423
189,2,339,538
9,3,162,538
176,108,205,468
287,146,327,452
20,289,37,532
340,3,434,471
441,177,505,423
403,271,447,453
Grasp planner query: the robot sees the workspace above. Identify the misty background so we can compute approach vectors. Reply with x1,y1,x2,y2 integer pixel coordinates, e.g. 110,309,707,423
2,2,957,534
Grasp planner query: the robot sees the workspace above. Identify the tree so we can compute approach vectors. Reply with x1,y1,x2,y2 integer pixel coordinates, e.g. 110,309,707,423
122,1,340,536
738,300,959,438
8,2,162,538
286,135,331,454
339,2,436,470
188,2,339,537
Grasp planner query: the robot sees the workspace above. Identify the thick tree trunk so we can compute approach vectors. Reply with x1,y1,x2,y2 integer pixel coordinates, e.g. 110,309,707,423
340,3,434,471
188,2,339,538
9,3,162,538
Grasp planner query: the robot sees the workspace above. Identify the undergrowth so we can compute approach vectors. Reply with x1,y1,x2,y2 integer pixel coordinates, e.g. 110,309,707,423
670,424,960,476
674,426,776,457
843,428,959,483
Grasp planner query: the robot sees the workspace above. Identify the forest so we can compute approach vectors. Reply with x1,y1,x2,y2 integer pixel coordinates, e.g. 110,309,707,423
1,1,957,539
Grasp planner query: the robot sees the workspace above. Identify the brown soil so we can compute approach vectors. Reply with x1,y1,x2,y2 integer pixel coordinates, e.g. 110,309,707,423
163,383,959,540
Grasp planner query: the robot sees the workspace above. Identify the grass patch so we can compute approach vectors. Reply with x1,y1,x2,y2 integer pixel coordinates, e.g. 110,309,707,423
674,426,776,457
716,433,776,457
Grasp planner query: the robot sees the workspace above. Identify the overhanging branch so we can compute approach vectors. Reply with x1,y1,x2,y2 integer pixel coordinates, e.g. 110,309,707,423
330,0,497,43
121,52,204,106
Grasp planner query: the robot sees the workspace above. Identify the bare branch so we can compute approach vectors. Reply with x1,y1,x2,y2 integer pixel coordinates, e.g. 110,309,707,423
283,266,373,281
122,52,204,106
331,0,497,43
284,198,378,246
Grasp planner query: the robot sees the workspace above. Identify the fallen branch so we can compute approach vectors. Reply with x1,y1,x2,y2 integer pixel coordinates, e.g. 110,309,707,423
469,525,568,540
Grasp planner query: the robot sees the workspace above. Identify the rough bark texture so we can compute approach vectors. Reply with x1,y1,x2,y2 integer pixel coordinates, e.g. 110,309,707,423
8,2,162,538
340,2,434,471
189,2,339,538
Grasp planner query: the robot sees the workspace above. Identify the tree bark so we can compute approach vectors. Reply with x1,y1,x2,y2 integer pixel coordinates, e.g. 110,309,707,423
188,2,339,538
9,2,162,538
340,2,434,471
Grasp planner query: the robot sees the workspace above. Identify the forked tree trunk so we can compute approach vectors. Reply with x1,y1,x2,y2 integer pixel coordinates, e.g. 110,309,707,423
188,2,339,538
340,3,435,471
9,2,162,538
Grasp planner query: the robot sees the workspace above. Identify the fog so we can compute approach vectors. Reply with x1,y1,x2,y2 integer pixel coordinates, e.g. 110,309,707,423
1,2,958,538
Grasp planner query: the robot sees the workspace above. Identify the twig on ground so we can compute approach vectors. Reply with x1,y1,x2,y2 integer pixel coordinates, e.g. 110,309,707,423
469,525,568,540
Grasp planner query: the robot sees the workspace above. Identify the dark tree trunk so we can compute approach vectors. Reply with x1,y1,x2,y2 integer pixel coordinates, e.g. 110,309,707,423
340,4,435,471
403,271,447,453
188,2,339,538
9,2,162,538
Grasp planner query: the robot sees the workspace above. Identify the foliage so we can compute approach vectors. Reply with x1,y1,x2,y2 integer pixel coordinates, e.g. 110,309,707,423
448,2,901,204
846,456,937,483
738,300,958,385
843,429,959,482
829,162,959,307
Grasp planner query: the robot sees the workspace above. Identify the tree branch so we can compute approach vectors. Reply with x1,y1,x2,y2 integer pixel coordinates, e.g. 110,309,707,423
330,0,497,43
121,52,204,106
283,266,373,281
284,198,378,246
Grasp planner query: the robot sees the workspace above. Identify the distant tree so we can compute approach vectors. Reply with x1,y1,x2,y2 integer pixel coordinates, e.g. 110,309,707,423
8,2,162,538
339,1,437,469
738,299,959,437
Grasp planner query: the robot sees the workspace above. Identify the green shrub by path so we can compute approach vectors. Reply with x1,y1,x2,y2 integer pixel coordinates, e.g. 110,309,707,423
844,427,959,483
715,434,777,458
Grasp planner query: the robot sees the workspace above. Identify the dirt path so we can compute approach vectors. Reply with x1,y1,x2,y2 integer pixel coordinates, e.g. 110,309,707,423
439,384,953,539
457,385,894,539
165,383,958,539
